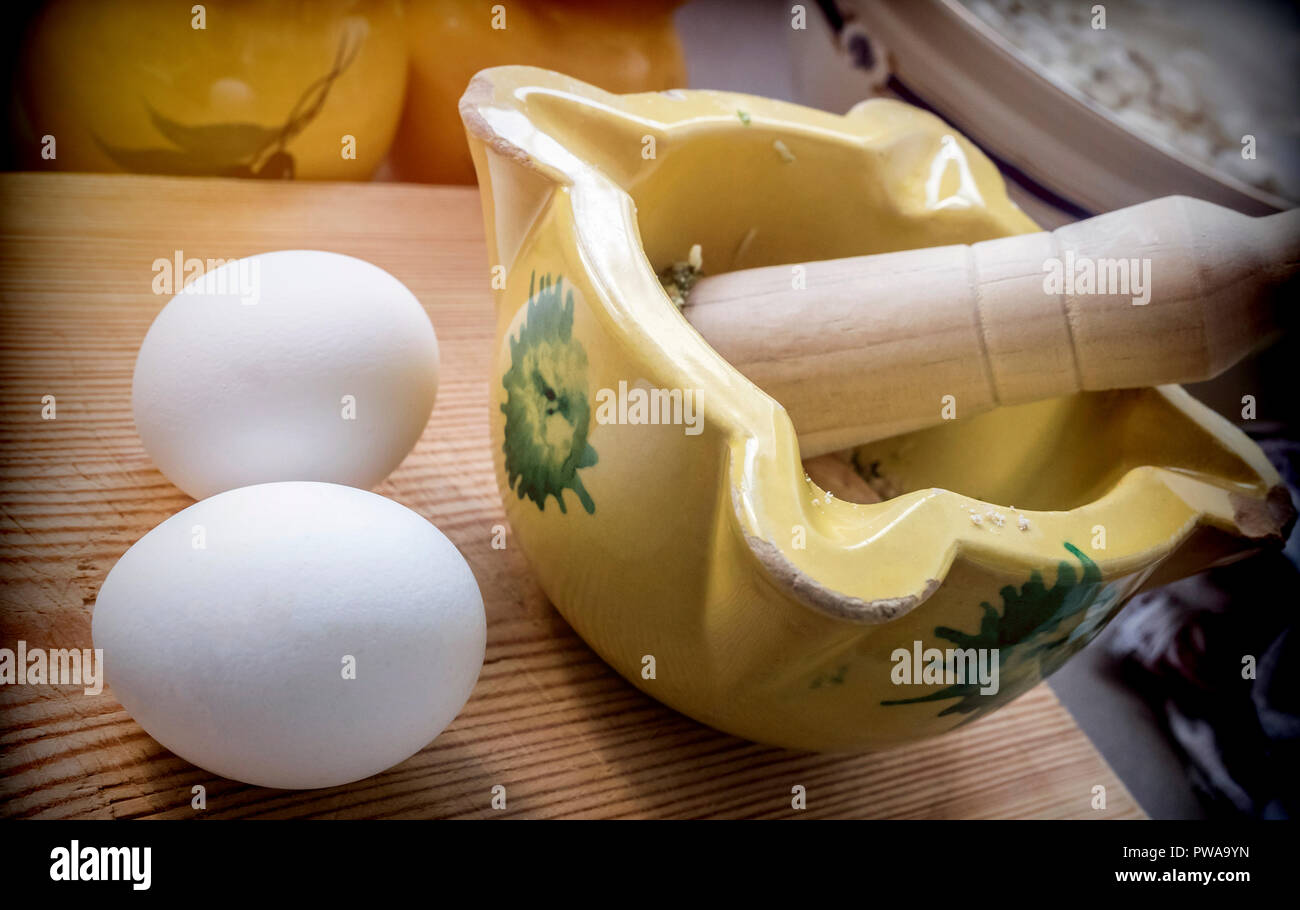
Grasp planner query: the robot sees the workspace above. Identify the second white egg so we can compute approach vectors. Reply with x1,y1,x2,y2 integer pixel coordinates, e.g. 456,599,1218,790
91,481,487,790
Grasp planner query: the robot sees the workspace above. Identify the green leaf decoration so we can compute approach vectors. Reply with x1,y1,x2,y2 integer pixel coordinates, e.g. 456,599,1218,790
881,542,1111,718
500,272,598,515
144,104,280,166
91,138,252,177
91,23,362,179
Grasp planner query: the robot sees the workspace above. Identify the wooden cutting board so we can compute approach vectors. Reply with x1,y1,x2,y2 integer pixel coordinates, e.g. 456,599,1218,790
0,172,1143,819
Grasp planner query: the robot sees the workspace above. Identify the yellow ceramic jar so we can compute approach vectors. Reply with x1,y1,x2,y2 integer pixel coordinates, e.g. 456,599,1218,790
13,0,406,179
391,0,686,184
461,67,1293,751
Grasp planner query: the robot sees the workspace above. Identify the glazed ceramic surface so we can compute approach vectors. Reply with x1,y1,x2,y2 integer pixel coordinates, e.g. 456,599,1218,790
461,67,1293,751
16,0,406,179
392,0,685,184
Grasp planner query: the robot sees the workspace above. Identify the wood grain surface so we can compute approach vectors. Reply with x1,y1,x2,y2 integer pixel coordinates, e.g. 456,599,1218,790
0,173,1143,819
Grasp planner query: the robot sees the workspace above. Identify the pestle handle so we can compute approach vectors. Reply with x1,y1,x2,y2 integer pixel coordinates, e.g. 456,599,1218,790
683,196,1300,458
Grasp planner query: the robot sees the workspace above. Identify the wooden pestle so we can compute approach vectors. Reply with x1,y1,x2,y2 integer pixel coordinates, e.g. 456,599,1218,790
682,196,1299,458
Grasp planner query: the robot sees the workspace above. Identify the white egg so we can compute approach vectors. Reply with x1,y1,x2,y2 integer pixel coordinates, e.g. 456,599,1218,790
91,482,486,790
133,250,439,500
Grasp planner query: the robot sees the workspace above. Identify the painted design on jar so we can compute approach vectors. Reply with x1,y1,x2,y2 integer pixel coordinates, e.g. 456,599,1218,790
500,272,598,514
96,26,363,179
881,543,1119,718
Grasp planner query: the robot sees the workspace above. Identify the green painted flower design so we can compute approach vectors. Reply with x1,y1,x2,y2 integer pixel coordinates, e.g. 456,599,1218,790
881,542,1120,720
500,273,598,514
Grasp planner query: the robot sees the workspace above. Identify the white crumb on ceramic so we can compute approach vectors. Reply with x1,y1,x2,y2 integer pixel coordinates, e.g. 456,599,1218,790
970,512,983,526
772,139,796,163
688,243,703,271
1018,515,1031,531
986,510,1005,527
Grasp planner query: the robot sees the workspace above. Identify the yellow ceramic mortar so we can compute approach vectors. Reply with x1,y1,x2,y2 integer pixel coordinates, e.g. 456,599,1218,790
460,66,1293,751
